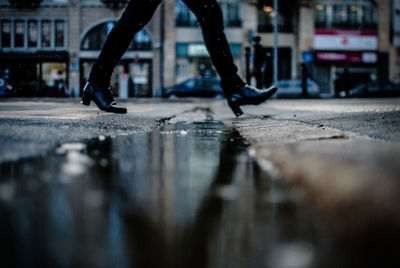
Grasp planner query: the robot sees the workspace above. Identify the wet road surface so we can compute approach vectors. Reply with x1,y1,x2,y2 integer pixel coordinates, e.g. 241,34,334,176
0,120,398,267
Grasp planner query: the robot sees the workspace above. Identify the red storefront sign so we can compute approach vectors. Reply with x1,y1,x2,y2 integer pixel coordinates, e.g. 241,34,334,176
314,30,378,51
315,51,378,64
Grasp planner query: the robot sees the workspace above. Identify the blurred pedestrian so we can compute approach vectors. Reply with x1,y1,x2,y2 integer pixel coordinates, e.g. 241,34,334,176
81,0,277,116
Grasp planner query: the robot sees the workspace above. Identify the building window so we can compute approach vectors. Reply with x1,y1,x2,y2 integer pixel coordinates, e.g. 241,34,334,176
81,21,152,51
257,1,293,33
8,0,43,8
347,5,359,27
175,0,197,26
362,5,377,29
28,20,38,48
55,20,65,47
1,19,66,49
175,0,241,27
127,28,152,50
314,0,377,30
219,0,241,27
332,5,347,28
315,4,327,28
41,20,52,48
14,20,25,47
1,20,12,48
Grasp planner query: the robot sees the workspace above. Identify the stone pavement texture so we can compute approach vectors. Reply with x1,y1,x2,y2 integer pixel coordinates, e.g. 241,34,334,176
213,99,400,241
1,97,400,242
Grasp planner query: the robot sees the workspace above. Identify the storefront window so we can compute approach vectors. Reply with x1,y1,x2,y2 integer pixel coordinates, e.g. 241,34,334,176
81,60,151,97
42,62,68,96
175,57,215,84
129,61,151,97
28,20,38,48
41,20,52,48
14,20,24,48
55,20,65,48
175,43,241,83
314,0,377,30
1,20,11,48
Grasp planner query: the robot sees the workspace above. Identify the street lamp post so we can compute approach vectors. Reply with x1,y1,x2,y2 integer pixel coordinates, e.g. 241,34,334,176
273,0,278,85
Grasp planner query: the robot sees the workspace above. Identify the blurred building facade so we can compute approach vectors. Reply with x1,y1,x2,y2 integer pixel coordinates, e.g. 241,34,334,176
256,0,399,95
0,0,161,97
0,0,399,97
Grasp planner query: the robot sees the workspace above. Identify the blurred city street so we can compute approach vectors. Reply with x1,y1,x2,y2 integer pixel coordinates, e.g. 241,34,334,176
1,97,400,267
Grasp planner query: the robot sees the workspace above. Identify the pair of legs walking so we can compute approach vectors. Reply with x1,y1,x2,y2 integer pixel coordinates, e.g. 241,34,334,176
82,0,277,116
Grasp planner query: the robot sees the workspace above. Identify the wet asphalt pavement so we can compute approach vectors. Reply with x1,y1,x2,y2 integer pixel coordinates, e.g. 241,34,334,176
0,121,315,268
1,98,400,267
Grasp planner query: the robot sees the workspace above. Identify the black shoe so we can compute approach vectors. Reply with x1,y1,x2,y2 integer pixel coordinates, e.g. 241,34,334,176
226,85,277,117
81,82,127,114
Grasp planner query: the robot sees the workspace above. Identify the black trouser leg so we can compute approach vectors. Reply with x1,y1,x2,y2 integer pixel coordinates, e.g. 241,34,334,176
88,0,162,88
182,0,245,94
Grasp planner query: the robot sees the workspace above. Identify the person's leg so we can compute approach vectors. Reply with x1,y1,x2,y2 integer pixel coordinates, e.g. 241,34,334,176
88,0,162,88
182,0,245,93
182,0,277,116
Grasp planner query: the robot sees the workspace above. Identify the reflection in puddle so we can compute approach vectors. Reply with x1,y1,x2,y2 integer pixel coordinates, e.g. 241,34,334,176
0,120,395,267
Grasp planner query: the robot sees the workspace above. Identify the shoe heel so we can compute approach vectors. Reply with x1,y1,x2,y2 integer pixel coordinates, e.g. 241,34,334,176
228,101,243,117
81,88,92,106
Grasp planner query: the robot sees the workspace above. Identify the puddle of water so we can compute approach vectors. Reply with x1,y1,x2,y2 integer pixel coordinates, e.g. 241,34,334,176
0,120,397,267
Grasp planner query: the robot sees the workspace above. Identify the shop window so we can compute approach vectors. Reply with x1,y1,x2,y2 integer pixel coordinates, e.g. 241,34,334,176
55,20,65,48
1,20,11,48
314,0,377,30
28,20,38,48
81,21,152,51
14,20,25,47
257,1,293,33
42,62,68,96
41,20,52,48
175,0,241,27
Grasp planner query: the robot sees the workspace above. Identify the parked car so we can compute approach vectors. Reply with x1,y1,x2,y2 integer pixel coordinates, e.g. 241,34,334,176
163,77,224,98
0,77,14,97
341,81,400,98
273,79,321,99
